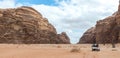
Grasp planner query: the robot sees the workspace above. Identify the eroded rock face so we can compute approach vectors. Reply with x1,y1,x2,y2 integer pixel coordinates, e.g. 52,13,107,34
79,4,120,44
78,27,96,44
0,6,70,44
57,32,70,44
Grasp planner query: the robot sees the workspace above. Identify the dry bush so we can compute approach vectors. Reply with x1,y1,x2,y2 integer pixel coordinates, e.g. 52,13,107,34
70,47,81,53
57,45,62,48
111,48,117,51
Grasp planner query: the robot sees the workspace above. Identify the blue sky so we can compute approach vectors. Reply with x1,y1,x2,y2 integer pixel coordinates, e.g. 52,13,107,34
0,0,119,44
16,0,56,5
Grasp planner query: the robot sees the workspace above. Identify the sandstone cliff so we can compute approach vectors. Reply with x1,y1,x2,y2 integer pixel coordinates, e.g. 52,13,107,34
57,32,70,44
78,27,96,44
0,6,70,44
79,4,120,44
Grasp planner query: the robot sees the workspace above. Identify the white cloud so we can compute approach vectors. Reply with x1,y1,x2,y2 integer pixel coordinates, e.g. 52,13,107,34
32,0,119,43
0,0,23,8
0,0,119,44
0,0,15,8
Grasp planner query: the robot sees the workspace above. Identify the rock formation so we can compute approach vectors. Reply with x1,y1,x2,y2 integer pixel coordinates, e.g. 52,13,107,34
78,27,96,44
0,6,70,44
79,3,120,44
57,32,70,44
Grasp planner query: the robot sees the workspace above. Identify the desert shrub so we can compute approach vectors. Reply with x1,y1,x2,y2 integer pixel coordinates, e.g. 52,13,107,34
70,47,81,53
111,48,117,51
57,45,62,48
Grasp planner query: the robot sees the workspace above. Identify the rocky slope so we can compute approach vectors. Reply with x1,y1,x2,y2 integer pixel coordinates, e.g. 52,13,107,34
0,6,70,44
78,27,96,44
79,4,120,44
57,32,70,44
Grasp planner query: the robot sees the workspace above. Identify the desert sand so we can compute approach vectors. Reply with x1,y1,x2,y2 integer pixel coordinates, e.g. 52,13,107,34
0,44,120,58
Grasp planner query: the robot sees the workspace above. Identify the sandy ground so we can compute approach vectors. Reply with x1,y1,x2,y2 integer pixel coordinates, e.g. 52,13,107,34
0,44,120,58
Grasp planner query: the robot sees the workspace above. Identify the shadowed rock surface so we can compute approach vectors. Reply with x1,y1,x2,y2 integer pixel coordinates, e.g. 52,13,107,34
79,3,120,44
0,6,70,44
57,32,70,44
78,27,96,44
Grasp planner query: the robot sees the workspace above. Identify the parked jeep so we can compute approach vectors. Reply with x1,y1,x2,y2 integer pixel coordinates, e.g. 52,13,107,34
92,44,100,51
